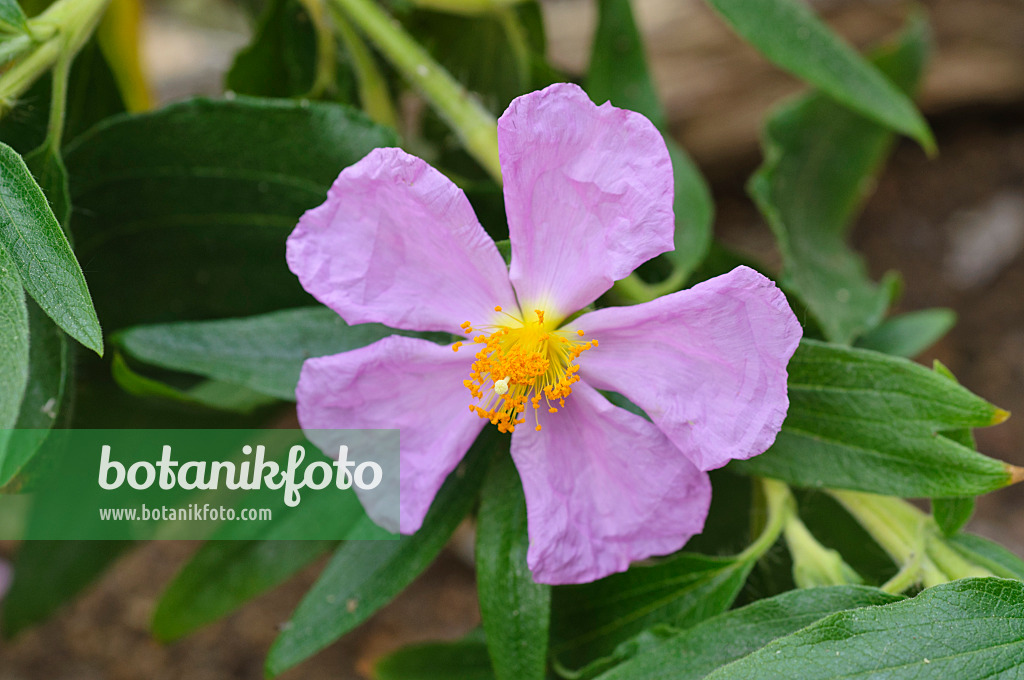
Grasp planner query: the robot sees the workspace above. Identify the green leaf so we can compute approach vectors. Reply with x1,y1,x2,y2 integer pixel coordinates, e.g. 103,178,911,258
265,430,501,676
704,578,1024,679
595,585,902,680
1,541,131,637
0,300,67,487
113,307,447,401
550,553,754,671
153,466,389,641
933,497,975,537
476,454,550,680
153,540,334,641
748,17,930,344
0,245,28,434
0,141,102,353
110,352,278,414
64,96,398,330
228,0,354,101
704,0,933,151
375,631,495,680
735,340,1013,498
0,0,29,34
585,0,712,285
946,534,1024,580
855,308,956,358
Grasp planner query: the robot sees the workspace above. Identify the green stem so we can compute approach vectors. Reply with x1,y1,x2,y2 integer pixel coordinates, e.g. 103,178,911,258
407,0,524,16
737,478,793,563
329,2,398,128
331,0,502,183
297,0,339,99
784,510,862,588
0,0,109,117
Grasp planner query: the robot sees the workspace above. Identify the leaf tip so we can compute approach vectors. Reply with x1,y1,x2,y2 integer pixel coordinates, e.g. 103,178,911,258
992,408,1011,426
1007,463,1024,486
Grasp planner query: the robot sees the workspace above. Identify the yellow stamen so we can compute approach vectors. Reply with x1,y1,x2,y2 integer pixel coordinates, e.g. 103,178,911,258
460,306,596,433
452,342,462,352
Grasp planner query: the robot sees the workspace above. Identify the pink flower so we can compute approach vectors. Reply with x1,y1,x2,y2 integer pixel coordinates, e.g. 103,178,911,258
287,83,802,584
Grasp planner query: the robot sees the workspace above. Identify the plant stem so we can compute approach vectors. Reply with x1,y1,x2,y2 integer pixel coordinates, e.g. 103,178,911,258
738,478,793,563
329,2,398,128
0,0,110,118
330,0,502,183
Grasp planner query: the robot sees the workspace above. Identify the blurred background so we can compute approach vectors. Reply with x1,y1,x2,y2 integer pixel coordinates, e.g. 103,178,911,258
1,0,1023,677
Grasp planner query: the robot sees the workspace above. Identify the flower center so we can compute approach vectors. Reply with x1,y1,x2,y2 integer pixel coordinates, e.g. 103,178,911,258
457,306,596,433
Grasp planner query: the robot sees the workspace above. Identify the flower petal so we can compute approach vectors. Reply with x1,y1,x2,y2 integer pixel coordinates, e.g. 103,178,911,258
575,266,802,472
511,381,711,585
498,83,675,319
296,335,485,533
287,147,517,334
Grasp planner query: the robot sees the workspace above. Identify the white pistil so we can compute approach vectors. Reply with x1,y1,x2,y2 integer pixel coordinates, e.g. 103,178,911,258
493,376,511,396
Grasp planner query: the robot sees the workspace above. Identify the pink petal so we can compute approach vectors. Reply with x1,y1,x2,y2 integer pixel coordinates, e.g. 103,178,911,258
498,83,674,320
296,336,485,533
511,381,711,585
287,147,517,334
575,266,802,472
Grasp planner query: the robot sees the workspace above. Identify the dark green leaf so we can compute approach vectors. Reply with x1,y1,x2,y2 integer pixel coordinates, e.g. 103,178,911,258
110,353,278,414
153,469,386,641
749,17,930,344
704,578,1024,679
0,300,67,487
1,541,131,637
228,0,355,101
705,0,933,150
933,497,975,537
265,430,501,676
596,586,902,680
407,3,547,114
735,340,1013,498
375,631,495,680
0,141,102,353
113,307,447,401
153,540,334,641
0,0,28,34
0,245,28,434
946,534,1024,580
550,553,754,671
64,96,397,330
476,454,550,680
855,308,956,358
585,0,712,284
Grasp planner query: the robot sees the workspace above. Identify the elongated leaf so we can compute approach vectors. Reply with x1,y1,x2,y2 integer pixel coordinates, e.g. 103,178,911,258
376,631,495,680
0,0,28,34
597,586,902,680
855,308,956,358
265,430,500,676
705,578,1024,679
550,553,753,671
946,534,1024,580
110,353,278,414
153,541,334,641
0,142,102,353
705,0,933,150
0,246,28,434
476,454,550,680
749,18,929,344
113,307,447,401
735,340,1014,498
153,472,386,641
586,0,712,284
1,540,131,637
64,97,397,330
933,497,975,537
